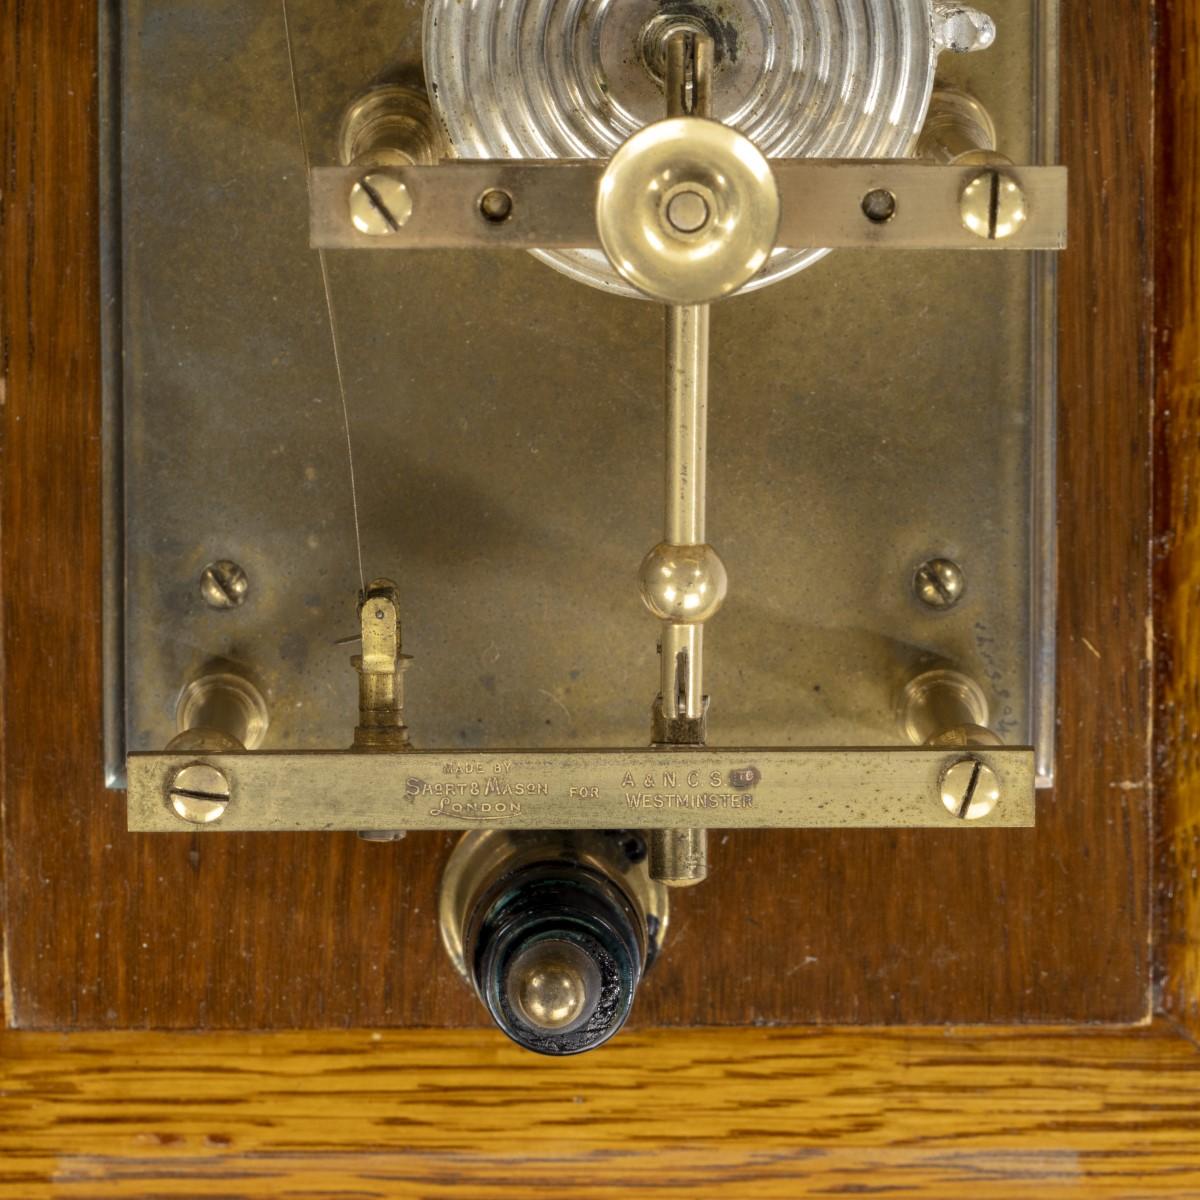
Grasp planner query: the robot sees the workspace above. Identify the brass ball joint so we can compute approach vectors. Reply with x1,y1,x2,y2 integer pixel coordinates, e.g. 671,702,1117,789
638,542,728,624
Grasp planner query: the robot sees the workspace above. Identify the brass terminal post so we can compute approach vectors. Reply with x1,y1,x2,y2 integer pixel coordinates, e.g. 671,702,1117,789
352,578,412,753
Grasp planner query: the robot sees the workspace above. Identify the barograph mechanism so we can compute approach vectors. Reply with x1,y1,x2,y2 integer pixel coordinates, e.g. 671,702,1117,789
109,0,1066,1052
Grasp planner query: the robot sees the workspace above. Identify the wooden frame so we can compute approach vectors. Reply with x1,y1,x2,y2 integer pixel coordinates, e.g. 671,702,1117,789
2,0,1199,1192
1156,0,1200,1042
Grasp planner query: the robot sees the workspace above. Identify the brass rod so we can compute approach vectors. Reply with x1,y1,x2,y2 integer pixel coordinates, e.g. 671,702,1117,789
654,29,717,885
660,30,717,726
664,302,710,549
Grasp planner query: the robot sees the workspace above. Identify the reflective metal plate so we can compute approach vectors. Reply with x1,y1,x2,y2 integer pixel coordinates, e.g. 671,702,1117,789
104,0,1058,787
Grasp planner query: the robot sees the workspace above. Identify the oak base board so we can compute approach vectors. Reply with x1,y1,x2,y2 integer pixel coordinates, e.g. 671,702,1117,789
2,1024,1198,1198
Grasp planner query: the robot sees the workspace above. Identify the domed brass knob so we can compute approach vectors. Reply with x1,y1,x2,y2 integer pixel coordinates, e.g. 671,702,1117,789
505,939,602,1036
596,117,780,304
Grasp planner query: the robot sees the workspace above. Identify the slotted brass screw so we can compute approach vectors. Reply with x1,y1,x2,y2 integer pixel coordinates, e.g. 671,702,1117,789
914,558,965,610
200,560,249,610
168,763,231,824
940,757,1000,820
960,169,1027,240
349,173,413,235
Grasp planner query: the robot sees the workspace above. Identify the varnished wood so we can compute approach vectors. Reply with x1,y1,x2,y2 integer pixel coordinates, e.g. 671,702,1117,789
0,1,1157,1027
1155,0,1200,1039
2,1025,1199,1197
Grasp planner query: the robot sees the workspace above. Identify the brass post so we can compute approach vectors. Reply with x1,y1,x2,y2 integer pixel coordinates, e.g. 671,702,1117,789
352,579,412,753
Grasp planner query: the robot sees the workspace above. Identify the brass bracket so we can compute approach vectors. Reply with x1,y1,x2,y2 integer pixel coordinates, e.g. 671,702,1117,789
128,746,1035,832
352,579,412,753
309,161,1068,252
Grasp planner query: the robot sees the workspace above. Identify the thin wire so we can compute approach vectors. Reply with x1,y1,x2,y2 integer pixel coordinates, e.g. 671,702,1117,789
281,0,367,594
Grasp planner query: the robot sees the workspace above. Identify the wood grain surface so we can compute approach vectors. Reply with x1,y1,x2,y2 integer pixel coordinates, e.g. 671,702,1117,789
0,1,1157,1027
1156,0,1200,1039
2,1025,1199,1198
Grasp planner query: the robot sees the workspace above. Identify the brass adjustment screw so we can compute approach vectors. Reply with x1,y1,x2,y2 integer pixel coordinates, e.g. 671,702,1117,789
349,173,413,235
940,757,1000,820
168,762,231,824
199,560,249,610
960,169,1028,240
914,558,965,610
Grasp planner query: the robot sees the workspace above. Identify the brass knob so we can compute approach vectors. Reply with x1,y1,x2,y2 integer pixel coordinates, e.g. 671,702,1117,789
596,117,780,304
506,940,601,1034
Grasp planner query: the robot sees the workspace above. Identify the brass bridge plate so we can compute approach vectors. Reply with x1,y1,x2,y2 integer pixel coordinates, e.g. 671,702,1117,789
127,747,1036,832
309,162,1068,252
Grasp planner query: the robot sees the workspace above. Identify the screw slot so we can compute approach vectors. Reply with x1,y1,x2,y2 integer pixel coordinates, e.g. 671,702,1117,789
168,762,231,825
960,169,1028,240
862,188,897,224
199,560,249,610
349,173,413,235
479,189,514,223
913,558,965,610
939,757,1000,821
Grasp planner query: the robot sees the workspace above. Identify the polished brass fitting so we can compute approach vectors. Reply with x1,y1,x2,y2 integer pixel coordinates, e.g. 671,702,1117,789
352,579,412,753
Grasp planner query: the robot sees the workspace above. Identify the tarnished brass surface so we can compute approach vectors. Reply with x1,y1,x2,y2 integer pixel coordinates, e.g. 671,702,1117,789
126,746,1036,831
112,0,1057,791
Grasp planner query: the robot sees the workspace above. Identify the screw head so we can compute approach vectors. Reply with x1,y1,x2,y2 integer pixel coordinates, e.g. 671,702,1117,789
960,169,1028,240
349,173,413,235
862,188,897,224
479,188,513,223
914,558,965,610
935,7,996,53
940,757,1000,820
168,762,231,824
199,560,249,610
